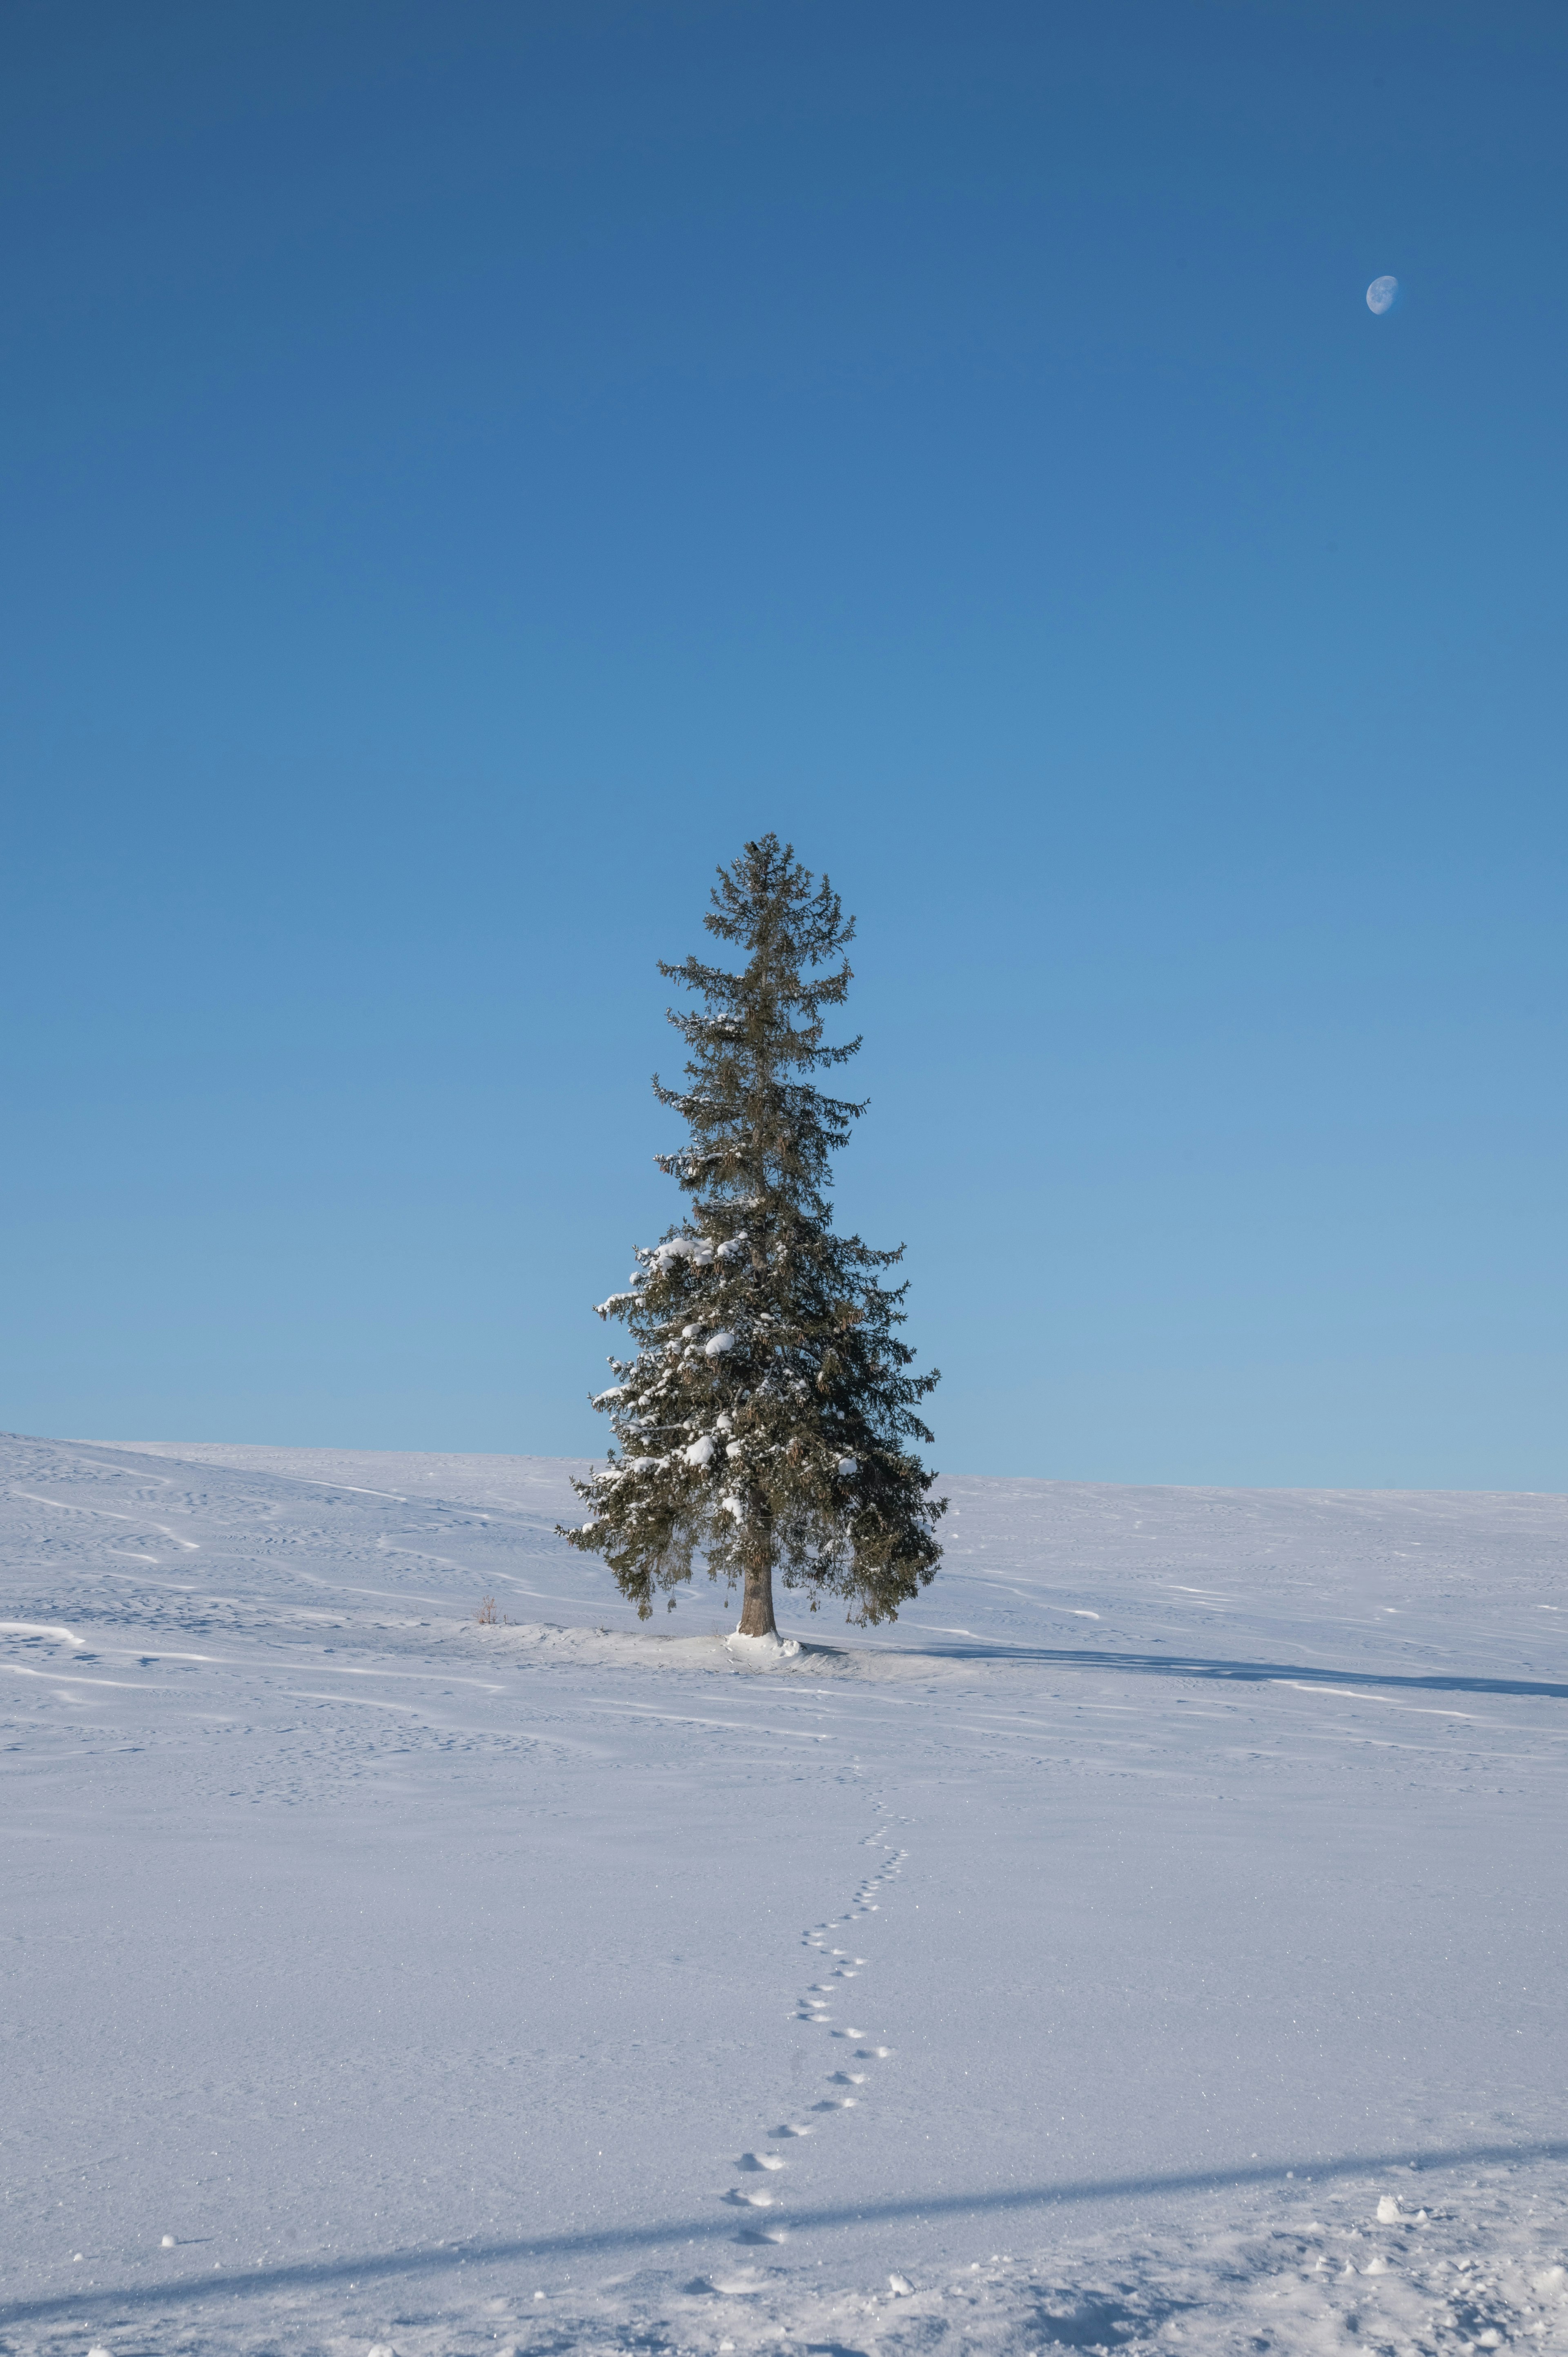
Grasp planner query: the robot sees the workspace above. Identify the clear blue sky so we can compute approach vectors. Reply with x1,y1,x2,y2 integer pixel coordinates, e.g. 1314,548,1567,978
3,0,1565,1486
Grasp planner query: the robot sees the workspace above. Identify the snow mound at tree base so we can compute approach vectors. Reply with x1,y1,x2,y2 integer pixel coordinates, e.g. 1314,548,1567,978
468,1619,991,1679
725,1630,802,1666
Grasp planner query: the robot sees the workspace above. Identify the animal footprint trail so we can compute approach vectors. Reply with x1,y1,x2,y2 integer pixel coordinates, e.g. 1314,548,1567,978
719,1804,909,2238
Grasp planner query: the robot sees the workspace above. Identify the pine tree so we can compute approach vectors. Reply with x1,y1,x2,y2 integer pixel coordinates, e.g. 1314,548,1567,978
561,834,944,1639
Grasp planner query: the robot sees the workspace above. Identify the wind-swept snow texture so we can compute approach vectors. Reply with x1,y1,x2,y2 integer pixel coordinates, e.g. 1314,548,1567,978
3,1436,1566,2357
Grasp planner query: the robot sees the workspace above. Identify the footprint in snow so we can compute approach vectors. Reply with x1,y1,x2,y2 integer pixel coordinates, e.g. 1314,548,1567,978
736,1811,899,2214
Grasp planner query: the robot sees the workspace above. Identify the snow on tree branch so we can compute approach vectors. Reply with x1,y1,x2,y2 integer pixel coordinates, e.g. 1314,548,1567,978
559,834,945,1636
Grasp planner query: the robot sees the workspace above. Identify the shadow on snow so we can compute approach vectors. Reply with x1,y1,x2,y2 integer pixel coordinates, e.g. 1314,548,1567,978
865,1642,1568,1700
7,2137,1567,2330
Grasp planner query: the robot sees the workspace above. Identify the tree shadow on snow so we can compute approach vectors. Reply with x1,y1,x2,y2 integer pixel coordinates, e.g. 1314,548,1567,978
7,2136,1567,2332
872,1641,1568,1701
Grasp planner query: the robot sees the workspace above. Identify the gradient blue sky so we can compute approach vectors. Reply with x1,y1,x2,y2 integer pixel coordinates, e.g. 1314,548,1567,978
4,0,1565,1485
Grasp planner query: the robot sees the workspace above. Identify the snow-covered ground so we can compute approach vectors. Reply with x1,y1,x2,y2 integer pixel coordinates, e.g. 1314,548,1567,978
3,1434,1566,2357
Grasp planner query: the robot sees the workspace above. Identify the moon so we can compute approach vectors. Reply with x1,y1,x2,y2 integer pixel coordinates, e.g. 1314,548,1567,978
1366,274,1399,315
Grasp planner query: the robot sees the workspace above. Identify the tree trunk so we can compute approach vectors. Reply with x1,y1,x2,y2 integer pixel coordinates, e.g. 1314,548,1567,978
737,1552,777,1637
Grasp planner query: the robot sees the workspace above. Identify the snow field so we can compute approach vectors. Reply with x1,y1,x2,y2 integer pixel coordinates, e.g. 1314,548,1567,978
2,1436,1566,2357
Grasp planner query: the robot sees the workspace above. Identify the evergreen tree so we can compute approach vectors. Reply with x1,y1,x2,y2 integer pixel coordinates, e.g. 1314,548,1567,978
561,835,944,1638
